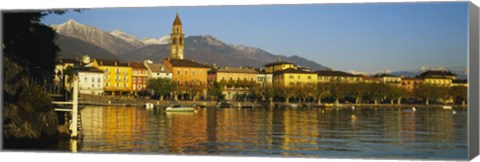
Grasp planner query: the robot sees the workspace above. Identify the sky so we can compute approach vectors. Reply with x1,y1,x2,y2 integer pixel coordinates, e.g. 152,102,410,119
41,2,469,73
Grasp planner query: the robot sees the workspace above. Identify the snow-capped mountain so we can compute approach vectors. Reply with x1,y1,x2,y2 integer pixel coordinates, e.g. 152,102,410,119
51,19,328,70
109,30,146,48
142,35,170,45
51,19,137,55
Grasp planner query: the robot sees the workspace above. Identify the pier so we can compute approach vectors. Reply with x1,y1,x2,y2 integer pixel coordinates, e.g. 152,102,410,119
51,75,81,138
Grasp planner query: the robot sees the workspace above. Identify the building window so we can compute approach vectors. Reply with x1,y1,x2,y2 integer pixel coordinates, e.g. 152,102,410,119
289,75,294,79
193,70,195,76
116,83,119,87
123,84,127,87
184,80,188,85
199,70,202,75
177,70,180,75
308,76,311,79
133,77,136,83
92,77,95,82
185,70,188,75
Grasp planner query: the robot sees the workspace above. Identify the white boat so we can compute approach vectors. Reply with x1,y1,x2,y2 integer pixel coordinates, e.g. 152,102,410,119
165,102,195,112
443,105,452,109
165,107,194,112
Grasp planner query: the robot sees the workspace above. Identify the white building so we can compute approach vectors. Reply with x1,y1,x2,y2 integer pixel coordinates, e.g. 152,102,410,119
144,60,172,79
78,67,104,95
255,69,273,87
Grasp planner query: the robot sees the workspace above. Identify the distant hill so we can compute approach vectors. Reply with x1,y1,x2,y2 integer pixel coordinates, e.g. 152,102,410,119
55,35,119,60
120,35,329,70
51,19,137,55
51,19,329,70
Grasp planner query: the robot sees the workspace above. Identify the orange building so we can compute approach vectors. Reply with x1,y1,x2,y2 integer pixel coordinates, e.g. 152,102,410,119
164,58,210,98
401,77,424,93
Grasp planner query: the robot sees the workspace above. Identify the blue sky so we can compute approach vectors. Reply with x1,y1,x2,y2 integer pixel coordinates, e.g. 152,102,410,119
42,2,469,73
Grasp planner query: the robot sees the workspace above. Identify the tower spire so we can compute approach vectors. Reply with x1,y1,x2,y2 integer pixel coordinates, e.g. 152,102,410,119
277,55,281,62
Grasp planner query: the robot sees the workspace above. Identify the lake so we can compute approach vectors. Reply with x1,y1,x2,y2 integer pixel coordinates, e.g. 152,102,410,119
50,106,469,159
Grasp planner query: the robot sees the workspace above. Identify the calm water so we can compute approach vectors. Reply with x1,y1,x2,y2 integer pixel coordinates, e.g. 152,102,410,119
63,106,467,159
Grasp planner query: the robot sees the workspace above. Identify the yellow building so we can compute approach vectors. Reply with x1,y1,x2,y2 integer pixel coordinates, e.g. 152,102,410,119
265,61,297,73
208,66,258,83
418,70,456,87
315,70,363,83
273,68,318,87
91,59,133,95
207,66,258,100
452,79,468,87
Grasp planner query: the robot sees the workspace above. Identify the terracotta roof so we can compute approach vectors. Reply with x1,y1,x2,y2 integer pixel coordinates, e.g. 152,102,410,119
96,59,129,67
78,67,103,73
213,67,258,74
130,62,148,70
264,61,294,67
452,79,467,84
373,73,400,78
167,59,209,68
173,13,182,25
146,63,171,73
273,68,316,75
419,70,456,77
402,77,423,81
315,70,359,77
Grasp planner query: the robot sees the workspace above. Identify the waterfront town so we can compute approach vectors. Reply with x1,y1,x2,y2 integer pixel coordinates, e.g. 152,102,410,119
2,4,473,159
52,13,469,107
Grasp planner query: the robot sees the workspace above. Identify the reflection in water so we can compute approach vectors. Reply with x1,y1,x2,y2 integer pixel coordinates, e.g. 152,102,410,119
76,106,467,159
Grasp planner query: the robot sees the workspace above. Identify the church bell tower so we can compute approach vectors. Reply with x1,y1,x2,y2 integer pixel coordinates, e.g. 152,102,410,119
170,11,184,59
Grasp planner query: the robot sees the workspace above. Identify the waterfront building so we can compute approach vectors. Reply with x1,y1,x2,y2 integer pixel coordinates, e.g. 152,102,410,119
208,66,258,83
272,68,318,87
207,66,258,100
264,56,298,73
164,58,210,97
372,73,402,86
170,12,184,59
452,79,468,87
401,77,424,93
130,62,149,94
91,59,133,95
361,75,382,84
78,67,104,95
315,70,363,83
418,70,456,87
144,60,172,79
255,68,273,87
54,58,80,90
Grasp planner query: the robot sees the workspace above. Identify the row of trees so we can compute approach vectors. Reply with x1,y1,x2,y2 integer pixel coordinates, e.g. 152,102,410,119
147,78,467,106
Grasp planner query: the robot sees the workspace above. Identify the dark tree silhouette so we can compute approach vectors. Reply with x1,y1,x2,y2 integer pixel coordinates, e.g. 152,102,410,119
3,11,64,83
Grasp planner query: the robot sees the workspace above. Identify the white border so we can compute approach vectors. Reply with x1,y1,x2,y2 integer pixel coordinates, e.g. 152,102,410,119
1,0,479,162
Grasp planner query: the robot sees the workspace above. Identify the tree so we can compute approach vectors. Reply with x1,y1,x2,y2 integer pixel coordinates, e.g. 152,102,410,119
414,84,437,105
316,83,331,105
330,83,348,105
386,86,407,105
147,78,176,101
208,82,224,101
366,83,388,105
436,86,451,105
451,86,467,105
3,11,62,83
348,83,368,104
277,86,295,104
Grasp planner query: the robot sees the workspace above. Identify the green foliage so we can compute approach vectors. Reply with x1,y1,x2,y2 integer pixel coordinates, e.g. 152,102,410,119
17,85,52,112
147,78,176,99
450,86,467,104
208,82,224,100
